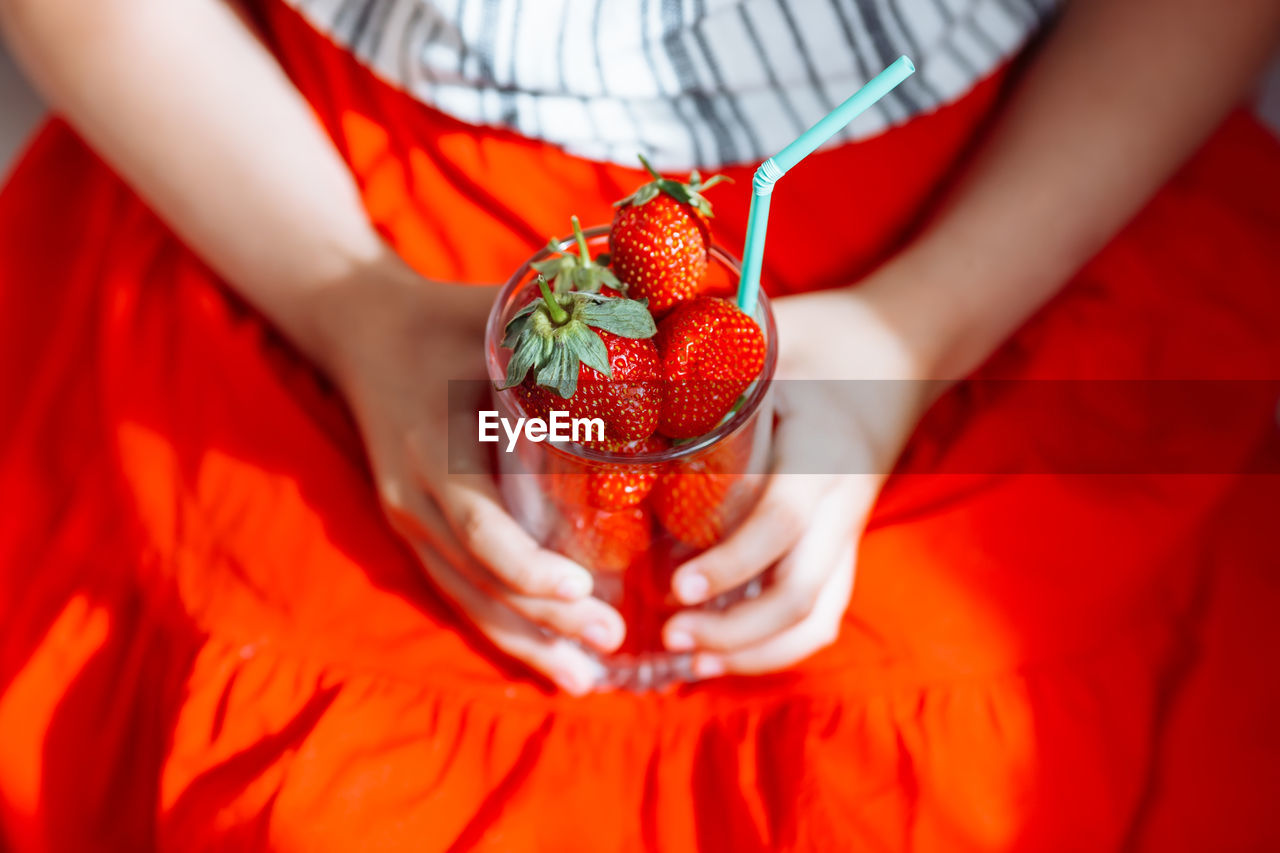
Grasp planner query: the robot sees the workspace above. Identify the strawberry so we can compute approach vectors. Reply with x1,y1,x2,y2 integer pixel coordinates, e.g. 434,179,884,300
653,464,732,549
585,434,669,510
655,296,766,439
541,435,668,510
652,430,760,549
540,449,592,508
609,156,729,316
502,275,662,441
551,503,652,574
531,215,623,294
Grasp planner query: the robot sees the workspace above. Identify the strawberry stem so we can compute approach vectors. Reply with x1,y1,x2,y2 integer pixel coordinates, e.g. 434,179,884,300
537,276,569,325
636,153,663,182
571,215,590,262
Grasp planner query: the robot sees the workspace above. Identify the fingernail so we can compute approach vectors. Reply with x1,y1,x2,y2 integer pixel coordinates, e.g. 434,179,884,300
556,572,592,600
552,668,588,696
665,629,694,652
675,572,709,605
694,656,725,679
581,622,613,651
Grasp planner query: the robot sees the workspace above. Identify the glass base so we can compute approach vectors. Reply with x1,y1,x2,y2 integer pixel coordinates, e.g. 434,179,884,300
591,576,764,691
596,651,697,691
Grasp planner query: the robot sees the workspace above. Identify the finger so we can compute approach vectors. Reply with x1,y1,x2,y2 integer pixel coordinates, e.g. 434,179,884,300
664,486,858,653
386,480,625,652
671,473,834,605
504,591,627,654
404,418,595,600
379,473,468,566
410,540,605,695
693,541,856,678
419,464,596,600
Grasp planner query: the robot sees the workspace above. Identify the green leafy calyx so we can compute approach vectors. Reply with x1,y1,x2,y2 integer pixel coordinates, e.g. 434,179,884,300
530,215,624,294
613,154,731,218
501,278,656,400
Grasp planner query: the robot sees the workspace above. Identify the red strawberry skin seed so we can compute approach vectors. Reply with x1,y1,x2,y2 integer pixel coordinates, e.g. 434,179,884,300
610,195,709,316
655,297,766,439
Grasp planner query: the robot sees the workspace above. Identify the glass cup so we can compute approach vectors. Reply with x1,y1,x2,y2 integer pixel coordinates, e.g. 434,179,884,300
483,226,778,690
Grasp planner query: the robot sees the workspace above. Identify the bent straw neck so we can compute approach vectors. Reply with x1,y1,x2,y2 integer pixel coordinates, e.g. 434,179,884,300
736,55,916,313
754,159,784,195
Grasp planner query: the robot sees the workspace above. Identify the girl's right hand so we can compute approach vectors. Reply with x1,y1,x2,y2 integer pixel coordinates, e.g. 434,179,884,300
305,257,624,695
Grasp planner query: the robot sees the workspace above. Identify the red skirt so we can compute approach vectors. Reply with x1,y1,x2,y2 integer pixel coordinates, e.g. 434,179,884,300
1,4,1278,849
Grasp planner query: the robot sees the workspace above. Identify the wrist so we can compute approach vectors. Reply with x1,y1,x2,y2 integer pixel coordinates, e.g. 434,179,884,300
274,250,403,375
282,249,456,382
856,242,1011,382
301,255,497,390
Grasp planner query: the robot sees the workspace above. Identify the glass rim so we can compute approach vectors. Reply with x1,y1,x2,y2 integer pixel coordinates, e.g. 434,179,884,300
483,224,779,466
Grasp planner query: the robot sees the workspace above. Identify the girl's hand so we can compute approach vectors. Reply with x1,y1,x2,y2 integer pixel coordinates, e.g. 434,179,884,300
310,260,624,695
661,280,940,678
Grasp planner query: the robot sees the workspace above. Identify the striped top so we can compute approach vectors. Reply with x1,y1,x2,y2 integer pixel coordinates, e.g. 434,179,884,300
286,0,1058,170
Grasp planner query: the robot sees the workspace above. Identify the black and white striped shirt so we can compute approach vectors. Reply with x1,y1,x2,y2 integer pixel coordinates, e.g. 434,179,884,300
287,0,1058,169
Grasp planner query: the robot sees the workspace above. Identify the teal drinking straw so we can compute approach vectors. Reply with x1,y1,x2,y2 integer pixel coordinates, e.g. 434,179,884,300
737,55,916,316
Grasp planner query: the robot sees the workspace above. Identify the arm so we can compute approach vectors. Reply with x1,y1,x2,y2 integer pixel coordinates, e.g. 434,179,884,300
874,0,1280,379
0,0,384,363
0,0,620,694
668,0,1280,676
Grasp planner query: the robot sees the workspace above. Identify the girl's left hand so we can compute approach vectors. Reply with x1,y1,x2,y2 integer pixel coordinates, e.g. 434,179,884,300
660,282,940,678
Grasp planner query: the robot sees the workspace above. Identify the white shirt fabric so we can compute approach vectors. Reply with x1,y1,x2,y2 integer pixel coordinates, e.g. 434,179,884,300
285,0,1058,170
